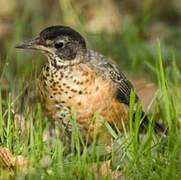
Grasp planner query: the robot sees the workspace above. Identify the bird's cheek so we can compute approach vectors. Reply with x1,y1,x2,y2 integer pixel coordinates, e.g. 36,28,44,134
58,48,76,60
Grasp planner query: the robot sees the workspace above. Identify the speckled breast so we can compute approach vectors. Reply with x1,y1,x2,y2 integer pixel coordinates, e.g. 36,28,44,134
38,62,129,134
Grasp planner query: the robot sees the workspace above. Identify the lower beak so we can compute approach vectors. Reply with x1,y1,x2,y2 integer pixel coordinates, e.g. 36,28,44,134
15,37,41,50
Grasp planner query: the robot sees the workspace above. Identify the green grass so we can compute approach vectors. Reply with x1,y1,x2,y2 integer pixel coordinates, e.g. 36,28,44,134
0,0,181,179
0,51,181,179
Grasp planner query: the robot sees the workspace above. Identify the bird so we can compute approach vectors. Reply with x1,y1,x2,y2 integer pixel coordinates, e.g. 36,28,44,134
15,25,164,146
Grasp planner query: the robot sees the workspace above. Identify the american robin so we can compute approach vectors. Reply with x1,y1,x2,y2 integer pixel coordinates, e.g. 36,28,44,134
15,25,164,145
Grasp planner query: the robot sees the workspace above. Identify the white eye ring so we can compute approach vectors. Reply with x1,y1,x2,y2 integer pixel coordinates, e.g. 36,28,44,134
45,40,53,46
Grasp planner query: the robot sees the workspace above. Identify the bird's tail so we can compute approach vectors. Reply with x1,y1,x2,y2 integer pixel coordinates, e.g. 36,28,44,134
139,112,167,134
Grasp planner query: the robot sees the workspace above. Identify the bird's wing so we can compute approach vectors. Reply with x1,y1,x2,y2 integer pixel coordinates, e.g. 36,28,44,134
102,62,135,105
87,49,135,105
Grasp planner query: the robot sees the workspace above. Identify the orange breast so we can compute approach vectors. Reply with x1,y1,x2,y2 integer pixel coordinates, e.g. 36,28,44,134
70,77,129,127
38,63,129,141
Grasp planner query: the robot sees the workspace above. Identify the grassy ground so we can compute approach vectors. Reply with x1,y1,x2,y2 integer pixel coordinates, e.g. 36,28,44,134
0,0,181,179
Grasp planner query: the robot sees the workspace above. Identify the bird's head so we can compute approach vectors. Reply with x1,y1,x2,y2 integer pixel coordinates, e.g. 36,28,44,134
16,25,86,67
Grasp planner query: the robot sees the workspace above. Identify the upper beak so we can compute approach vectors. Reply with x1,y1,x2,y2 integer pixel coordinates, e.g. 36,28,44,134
15,37,41,50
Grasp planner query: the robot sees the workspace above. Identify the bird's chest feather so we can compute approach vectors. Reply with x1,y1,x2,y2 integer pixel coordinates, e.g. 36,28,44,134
38,63,128,128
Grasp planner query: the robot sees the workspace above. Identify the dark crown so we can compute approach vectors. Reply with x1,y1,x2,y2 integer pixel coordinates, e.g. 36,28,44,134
40,25,86,48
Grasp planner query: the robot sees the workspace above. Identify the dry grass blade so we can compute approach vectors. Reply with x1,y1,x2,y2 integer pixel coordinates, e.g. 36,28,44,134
0,147,28,175
0,147,15,170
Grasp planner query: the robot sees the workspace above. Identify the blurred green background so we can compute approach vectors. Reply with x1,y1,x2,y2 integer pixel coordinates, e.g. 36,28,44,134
0,0,181,106
0,1,181,179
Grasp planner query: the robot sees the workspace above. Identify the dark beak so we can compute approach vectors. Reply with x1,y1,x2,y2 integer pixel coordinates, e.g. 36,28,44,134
15,37,41,50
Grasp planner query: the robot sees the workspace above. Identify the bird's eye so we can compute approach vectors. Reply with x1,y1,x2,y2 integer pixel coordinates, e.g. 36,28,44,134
54,42,64,49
